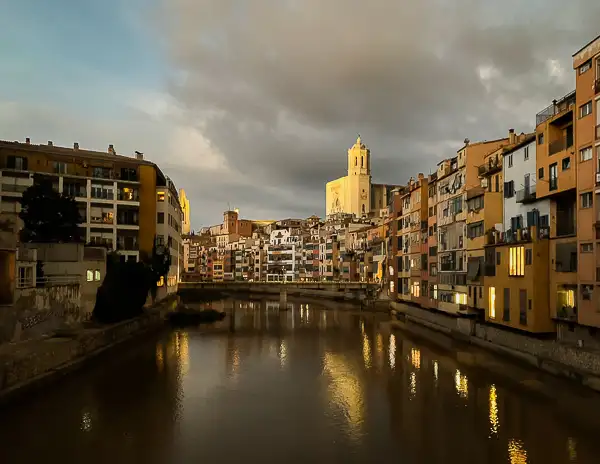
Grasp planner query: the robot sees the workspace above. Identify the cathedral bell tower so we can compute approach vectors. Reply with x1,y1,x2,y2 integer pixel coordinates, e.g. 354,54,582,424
347,134,371,177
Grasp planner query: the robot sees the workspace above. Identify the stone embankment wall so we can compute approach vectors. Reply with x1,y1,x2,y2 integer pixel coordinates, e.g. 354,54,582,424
391,301,600,391
0,296,176,406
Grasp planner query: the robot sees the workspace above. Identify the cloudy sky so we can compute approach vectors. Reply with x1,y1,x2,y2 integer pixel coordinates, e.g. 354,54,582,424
1,1,598,228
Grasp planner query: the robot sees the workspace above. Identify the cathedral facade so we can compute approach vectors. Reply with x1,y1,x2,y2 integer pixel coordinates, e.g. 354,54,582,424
325,136,402,218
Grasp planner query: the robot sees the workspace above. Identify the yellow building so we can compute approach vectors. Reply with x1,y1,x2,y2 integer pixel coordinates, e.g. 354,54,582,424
0,138,170,261
326,136,401,218
179,188,191,235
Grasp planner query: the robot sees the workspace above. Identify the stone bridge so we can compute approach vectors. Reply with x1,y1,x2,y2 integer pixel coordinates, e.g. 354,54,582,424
177,281,382,306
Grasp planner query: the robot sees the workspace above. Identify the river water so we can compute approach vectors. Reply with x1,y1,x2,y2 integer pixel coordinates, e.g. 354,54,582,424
1,298,599,463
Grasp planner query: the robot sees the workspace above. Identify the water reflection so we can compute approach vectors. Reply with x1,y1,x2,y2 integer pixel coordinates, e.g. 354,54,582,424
0,298,598,463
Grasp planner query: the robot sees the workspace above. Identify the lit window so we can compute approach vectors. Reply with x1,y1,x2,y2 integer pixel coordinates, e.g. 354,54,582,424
509,246,525,276
94,270,101,281
432,285,438,300
455,292,467,305
489,287,496,319
157,191,165,202
86,270,93,282
157,276,164,287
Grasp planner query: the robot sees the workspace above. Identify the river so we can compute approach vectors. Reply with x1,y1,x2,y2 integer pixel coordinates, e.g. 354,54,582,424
1,298,599,463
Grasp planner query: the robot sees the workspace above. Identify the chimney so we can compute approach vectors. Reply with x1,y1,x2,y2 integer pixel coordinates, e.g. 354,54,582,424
509,128,516,144
25,137,30,145
48,141,53,146
418,173,424,180
74,142,79,150
108,144,115,155
464,138,470,145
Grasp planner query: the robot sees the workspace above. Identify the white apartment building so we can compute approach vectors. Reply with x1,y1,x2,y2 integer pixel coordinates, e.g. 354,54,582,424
266,228,301,281
502,136,551,234
156,177,183,292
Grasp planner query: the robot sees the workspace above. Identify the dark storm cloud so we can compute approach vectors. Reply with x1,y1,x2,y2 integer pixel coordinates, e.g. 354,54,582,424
155,0,600,226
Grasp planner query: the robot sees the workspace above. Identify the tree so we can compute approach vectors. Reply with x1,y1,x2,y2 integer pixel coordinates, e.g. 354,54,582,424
19,175,82,243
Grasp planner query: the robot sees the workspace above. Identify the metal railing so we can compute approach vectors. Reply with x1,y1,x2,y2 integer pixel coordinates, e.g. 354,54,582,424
515,185,537,203
536,90,576,125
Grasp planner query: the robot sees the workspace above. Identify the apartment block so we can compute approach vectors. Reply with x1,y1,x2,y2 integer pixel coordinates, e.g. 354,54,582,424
396,189,411,302
156,177,184,291
425,174,438,309
406,175,428,306
0,139,174,264
573,36,600,328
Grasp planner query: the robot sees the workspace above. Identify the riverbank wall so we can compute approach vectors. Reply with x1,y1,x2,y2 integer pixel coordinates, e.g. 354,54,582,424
391,301,600,392
0,295,177,407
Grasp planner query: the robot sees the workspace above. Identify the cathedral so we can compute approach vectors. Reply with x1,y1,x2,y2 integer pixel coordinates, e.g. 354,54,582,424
325,136,402,218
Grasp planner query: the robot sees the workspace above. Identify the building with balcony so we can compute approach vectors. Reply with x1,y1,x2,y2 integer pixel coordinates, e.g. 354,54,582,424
573,35,600,329
405,174,428,306
156,177,184,291
483,225,552,333
535,93,579,323
425,173,438,309
266,228,302,281
396,189,412,302
0,138,171,264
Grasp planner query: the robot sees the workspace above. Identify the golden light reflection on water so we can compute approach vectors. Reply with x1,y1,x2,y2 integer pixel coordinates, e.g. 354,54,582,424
411,348,421,370
454,369,468,399
362,331,372,369
80,411,92,433
508,438,528,464
489,385,499,436
433,361,439,383
322,352,364,442
389,334,396,370
568,437,577,461
375,333,384,370
178,332,189,377
155,343,164,373
279,340,288,368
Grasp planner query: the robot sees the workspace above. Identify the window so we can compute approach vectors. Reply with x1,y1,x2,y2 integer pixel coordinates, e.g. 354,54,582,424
489,287,496,319
509,246,525,276
562,157,571,170
507,154,513,167
581,285,593,301
496,251,501,265
92,167,111,178
53,161,67,174
549,163,558,191
538,133,544,145
503,288,510,322
7,155,28,170
581,147,593,162
581,243,593,253
157,212,165,224
468,195,484,211
538,167,544,179
579,60,591,74
94,270,101,281
524,146,529,161
86,270,94,282
581,192,593,209
525,248,532,265
467,221,484,239
157,191,165,202
18,266,34,288
503,181,515,198
580,101,592,118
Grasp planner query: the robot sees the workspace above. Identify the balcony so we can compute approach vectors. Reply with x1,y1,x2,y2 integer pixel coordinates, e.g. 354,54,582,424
548,136,573,156
515,185,536,204
477,155,501,177
536,91,576,126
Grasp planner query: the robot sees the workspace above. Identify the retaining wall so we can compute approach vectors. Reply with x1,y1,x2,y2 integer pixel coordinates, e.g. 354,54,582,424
391,301,600,391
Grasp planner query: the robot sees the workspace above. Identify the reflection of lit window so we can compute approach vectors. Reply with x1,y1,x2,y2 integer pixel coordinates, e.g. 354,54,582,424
509,246,525,276
433,361,439,382
489,385,499,435
390,281,395,293
389,334,396,370
508,439,528,464
489,287,496,319
157,276,164,287
86,270,93,282
94,270,101,281
455,369,468,398
411,348,421,369
409,372,417,397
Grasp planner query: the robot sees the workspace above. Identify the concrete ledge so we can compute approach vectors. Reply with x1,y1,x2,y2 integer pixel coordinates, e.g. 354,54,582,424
0,296,175,407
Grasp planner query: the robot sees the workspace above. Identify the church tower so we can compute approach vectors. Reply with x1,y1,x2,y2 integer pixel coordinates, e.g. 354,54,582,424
347,135,371,176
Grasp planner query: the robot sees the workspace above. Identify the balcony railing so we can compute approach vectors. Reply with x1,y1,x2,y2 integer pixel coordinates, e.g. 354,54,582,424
477,155,501,176
515,185,536,203
549,178,558,191
549,137,573,156
536,91,576,125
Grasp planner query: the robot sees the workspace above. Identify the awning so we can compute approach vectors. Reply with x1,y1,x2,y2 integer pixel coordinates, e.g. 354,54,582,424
467,259,480,281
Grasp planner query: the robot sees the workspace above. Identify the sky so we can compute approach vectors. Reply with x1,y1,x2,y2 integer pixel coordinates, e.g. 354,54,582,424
1,0,599,229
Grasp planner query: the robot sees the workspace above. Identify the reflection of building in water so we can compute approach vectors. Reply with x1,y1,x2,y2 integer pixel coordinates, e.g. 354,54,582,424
388,334,396,370
322,352,365,442
361,321,372,369
454,369,468,399
489,385,499,436
508,438,528,464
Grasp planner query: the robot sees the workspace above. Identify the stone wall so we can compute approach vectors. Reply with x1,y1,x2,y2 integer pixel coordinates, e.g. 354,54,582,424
0,297,175,403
